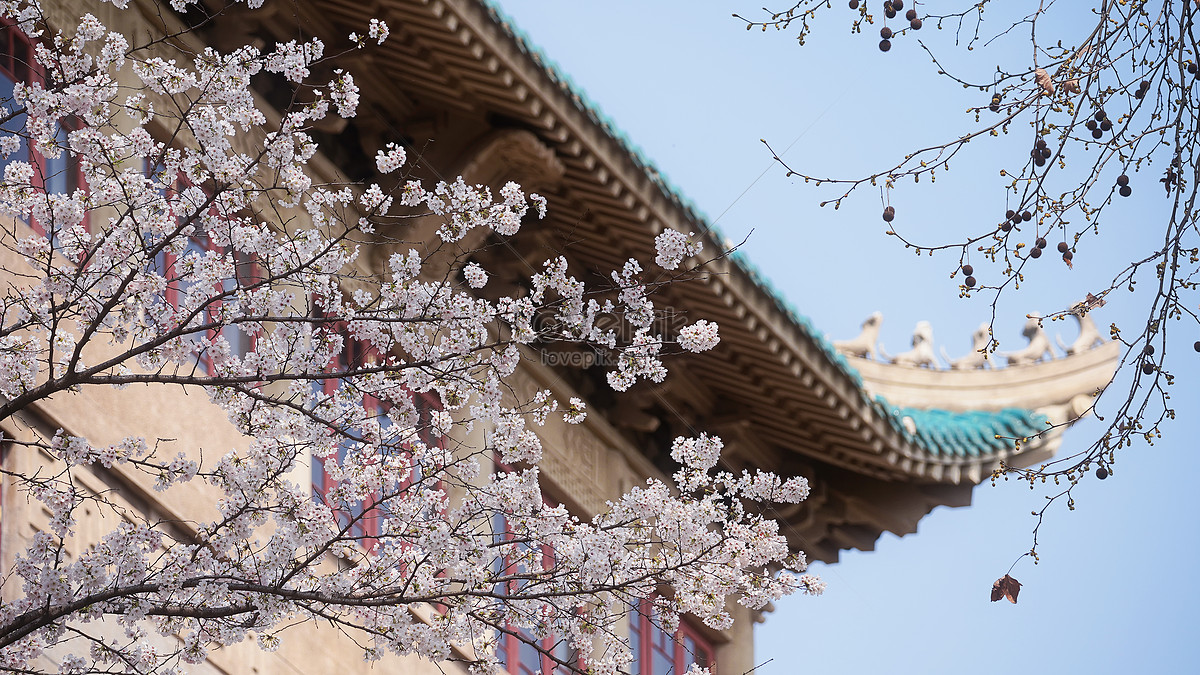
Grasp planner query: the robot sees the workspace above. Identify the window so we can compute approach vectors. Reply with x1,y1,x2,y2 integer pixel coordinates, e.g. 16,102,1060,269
630,600,715,675
310,330,444,547
0,20,85,237
491,508,577,675
146,166,258,375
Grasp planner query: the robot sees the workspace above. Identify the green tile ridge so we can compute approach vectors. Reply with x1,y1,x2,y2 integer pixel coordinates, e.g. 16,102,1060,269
481,0,864,386
887,406,1050,458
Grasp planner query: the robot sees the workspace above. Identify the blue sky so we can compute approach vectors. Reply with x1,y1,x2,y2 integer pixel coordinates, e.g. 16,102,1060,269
491,2,1200,673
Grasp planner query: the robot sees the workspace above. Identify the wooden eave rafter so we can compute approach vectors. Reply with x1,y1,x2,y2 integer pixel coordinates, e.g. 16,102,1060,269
278,0,1116,561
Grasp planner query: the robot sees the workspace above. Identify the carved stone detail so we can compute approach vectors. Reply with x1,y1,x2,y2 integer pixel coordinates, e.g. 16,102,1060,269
881,320,937,369
458,129,566,194
833,311,882,359
1003,315,1055,366
1056,305,1106,355
941,322,991,370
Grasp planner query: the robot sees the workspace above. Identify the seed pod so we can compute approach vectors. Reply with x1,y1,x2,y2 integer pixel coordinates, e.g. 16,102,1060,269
1144,344,1155,356
910,18,922,29
1034,157,1046,167
964,275,976,288
892,0,904,9
1062,250,1074,262
879,38,892,52
1096,467,1109,480
1035,139,1047,149
885,7,897,18
1091,128,1104,139
906,8,917,20
1035,237,1047,249
1100,119,1112,131
1086,120,1098,131
1116,174,1130,186
1141,362,1155,375
1022,210,1033,221
962,264,974,276
1040,148,1051,159
1057,241,1070,253
1119,185,1132,197
1095,109,1107,121
883,206,895,222
849,0,859,7
881,26,893,39
1189,62,1198,75
1006,209,1016,220
1029,247,1042,259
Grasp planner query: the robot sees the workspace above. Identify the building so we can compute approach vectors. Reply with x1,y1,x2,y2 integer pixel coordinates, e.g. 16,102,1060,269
0,1,1117,674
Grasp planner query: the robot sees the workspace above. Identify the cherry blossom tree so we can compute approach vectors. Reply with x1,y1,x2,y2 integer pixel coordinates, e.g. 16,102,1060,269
0,1,821,673
738,0,1200,553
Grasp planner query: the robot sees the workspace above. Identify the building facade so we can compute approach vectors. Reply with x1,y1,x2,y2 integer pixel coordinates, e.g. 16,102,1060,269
0,1,1117,674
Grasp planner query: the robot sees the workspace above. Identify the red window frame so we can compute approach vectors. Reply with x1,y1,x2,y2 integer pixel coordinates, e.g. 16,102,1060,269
630,599,715,675
491,459,579,675
311,328,445,549
0,19,87,237
148,166,259,375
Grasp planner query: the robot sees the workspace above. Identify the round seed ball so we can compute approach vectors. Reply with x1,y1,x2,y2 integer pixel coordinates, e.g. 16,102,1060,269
1096,467,1109,480
1029,247,1042,259
881,26,893,39
1117,174,1129,186
964,275,976,288
1057,241,1070,253
879,38,892,52
910,18,922,29
1119,185,1132,197
962,264,974,276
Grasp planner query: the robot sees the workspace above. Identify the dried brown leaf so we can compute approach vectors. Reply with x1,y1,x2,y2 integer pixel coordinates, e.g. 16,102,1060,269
990,574,1022,603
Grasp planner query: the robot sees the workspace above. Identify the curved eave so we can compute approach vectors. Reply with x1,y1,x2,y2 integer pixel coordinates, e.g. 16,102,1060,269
845,340,1120,413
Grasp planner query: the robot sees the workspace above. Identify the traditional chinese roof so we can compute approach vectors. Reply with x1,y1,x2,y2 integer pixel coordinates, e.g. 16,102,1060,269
234,0,1119,563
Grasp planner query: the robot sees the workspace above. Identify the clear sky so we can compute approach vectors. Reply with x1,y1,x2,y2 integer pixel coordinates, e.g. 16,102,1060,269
491,2,1200,673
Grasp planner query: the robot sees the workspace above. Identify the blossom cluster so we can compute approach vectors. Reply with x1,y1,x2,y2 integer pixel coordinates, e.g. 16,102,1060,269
654,227,703,270
0,3,815,675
